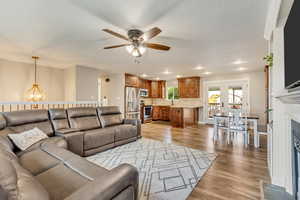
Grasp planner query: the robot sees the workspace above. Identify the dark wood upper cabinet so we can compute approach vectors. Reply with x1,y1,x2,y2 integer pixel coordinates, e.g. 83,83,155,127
125,73,139,88
138,78,146,89
151,80,165,98
178,77,200,98
125,73,165,98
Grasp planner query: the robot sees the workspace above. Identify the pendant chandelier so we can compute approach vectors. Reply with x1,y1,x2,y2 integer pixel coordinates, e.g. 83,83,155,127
25,56,46,102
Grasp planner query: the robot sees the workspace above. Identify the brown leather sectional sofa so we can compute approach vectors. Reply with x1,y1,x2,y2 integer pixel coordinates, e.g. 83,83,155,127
0,106,140,200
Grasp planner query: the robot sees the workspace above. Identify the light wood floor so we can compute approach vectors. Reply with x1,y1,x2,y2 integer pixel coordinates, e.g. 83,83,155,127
141,121,270,200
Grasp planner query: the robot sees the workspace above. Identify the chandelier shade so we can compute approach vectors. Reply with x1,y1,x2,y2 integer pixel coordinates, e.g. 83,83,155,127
25,56,46,102
25,84,45,102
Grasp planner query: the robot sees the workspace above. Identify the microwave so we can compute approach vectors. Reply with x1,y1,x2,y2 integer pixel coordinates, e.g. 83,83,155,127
140,89,149,97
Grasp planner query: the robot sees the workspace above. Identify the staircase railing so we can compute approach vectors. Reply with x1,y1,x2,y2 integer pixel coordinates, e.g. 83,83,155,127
0,101,102,112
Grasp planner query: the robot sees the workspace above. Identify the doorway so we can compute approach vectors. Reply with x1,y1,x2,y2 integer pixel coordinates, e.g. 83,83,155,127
203,79,250,124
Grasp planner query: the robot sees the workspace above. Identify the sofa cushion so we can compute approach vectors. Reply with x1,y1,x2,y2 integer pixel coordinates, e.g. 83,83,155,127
97,106,121,115
8,128,48,151
67,108,101,131
34,144,108,200
99,115,123,127
69,117,101,130
67,107,97,118
49,109,70,130
36,163,89,200
40,143,108,179
52,119,70,130
84,128,115,150
0,114,6,130
97,106,123,127
0,185,8,200
0,136,14,153
16,136,67,157
0,156,50,200
17,137,67,175
114,124,137,141
2,110,49,127
18,148,61,176
0,142,18,162
6,121,54,137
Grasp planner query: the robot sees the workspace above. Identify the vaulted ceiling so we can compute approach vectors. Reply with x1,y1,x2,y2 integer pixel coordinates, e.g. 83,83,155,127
0,0,269,79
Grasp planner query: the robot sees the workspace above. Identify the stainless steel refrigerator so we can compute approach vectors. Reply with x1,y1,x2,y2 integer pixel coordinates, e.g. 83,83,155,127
125,87,140,119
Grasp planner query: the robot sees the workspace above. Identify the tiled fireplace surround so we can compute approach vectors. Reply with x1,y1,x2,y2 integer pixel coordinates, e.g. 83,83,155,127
272,98,300,198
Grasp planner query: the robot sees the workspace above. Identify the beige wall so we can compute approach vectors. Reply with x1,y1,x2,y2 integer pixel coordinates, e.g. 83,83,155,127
201,71,266,125
0,58,65,101
64,66,76,101
101,73,125,114
75,65,106,101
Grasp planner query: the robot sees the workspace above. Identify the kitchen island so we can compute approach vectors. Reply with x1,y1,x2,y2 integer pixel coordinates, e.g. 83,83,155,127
169,106,200,128
152,105,200,128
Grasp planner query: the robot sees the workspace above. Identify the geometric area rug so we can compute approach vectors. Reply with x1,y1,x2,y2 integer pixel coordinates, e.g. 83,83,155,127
87,138,217,200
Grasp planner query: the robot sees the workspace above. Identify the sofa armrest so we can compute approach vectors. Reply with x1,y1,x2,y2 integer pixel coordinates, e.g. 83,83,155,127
65,163,139,200
123,119,142,138
55,130,84,156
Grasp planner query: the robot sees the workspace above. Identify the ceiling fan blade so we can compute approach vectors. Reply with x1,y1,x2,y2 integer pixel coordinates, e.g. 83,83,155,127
141,27,162,41
145,43,170,51
102,29,129,41
103,44,130,49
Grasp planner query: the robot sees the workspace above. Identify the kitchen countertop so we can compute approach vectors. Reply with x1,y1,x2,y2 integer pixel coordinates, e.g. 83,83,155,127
148,104,202,108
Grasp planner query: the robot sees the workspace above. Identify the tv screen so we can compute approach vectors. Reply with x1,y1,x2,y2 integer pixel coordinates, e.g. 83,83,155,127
284,0,300,89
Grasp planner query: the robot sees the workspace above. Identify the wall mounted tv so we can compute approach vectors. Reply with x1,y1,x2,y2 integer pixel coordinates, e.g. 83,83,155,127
284,0,300,90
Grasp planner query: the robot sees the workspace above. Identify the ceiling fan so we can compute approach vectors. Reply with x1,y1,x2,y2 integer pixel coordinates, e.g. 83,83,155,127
102,27,171,57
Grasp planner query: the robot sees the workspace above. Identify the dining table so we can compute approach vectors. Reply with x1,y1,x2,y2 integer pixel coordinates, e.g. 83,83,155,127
213,113,260,148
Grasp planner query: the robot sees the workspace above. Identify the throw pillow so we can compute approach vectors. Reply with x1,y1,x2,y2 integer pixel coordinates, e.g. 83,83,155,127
8,128,48,151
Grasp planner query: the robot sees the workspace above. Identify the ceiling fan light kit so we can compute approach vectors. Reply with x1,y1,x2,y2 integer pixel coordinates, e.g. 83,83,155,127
102,27,170,58
126,44,146,57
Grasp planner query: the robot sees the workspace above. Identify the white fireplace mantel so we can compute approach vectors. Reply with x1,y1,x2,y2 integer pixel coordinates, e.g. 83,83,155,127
275,90,300,104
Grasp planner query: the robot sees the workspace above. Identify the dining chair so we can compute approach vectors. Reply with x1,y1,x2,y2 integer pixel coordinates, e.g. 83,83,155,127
228,108,250,145
213,115,230,141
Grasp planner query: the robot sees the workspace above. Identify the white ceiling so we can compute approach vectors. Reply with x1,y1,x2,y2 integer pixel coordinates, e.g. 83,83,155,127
0,0,269,80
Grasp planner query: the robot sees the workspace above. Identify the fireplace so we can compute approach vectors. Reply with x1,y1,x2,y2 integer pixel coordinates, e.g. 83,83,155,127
292,120,300,200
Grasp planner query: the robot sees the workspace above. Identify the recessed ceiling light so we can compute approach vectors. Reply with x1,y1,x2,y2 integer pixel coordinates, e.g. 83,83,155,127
237,67,247,71
141,73,147,77
194,66,204,70
163,70,172,74
203,71,212,75
155,77,160,80
232,59,248,65
176,75,182,78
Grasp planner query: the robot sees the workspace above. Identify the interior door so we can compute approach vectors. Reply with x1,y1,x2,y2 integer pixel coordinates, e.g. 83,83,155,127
203,80,249,124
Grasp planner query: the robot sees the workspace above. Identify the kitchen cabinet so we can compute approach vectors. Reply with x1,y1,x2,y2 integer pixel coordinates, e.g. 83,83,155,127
170,107,199,128
125,73,139,87
151,80,166,98
125,74,165,98
178,77,200,98
170,107,183,127
152,106,161,120
152,106,170,121
138,78,146,89
160,106,170,121
145,80,152,94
